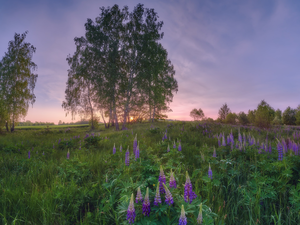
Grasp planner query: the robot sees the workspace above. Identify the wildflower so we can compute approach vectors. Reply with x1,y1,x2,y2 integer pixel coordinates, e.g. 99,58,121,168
173,141,176,149
120,144,122,152
42,152,44,155
136,187,143,203
179,205,187,225
142,187,151,216
163,183,173,205
113,143,116,155
222,135,226,146
197,203,203,224
127,194,136,224
106,174,108,183
67,150,70,159
277,142,283,161
213,147,217,157
135,143,140,160
133,134,137,154
53,143,55,149
169,169,177,188
167,144,170,152
159,165,166,194
184,171,197,203
208,163,213,180
28,151,30,159
154,183,161,206
125,147,130,166
178,142,182,151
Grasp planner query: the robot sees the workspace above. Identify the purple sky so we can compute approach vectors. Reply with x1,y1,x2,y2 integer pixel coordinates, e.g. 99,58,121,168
1,0,300,123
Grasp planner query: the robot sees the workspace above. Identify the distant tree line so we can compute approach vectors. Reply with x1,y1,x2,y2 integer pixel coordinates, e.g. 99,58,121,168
190,101,300,128
62,4,178,130
17,121,55,126
58,120,89,125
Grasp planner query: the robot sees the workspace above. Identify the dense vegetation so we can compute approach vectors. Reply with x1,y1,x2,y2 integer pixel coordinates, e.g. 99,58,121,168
1,121,300,224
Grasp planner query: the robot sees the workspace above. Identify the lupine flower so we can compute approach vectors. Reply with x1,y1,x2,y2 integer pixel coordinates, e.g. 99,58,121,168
277,142,283,161
169,169,177,188
154,183,161,206
67,150,70,159
106,174,108,183
133,134,137,154
53,143,55,149
173,141,176,149
178,142,182,151
159,165,166,194
184,171,197,203
269,143,272,154
120,144,122,152
218,137,221,147
135,143,140,160
136,187,143,203
113,143,116,155
28,151,30,159
42,152,44,155
222,136,226,146
127,194,136,224
167,144,170,152
58,139,61,144
179,205,187,225
142,187,151,216
213,147,217,157
163,183,173,205
197,203,203,224
125,147,130,166
208,163,213,180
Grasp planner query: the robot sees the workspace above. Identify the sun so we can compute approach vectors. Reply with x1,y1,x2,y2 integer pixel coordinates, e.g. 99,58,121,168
130,117,133,121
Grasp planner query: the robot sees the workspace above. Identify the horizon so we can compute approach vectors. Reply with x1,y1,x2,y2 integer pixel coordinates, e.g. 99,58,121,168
1,0,300,123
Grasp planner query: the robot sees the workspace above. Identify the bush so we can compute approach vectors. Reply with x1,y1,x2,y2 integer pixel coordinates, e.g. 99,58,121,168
238,111,249,125
282,106,296,125
254,100,275,128
225,113,237,124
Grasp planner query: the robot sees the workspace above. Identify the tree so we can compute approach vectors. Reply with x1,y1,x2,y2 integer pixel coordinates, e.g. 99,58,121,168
282,106,296,125
238,111,249,125
218,103,231,122
0,31,38,132
272,109,282,125
254,100,275,128
190,108,205,121
295,105,300,125
247,109,256,124
225,112,237,124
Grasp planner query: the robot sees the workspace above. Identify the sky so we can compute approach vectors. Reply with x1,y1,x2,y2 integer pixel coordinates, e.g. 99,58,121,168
1,0,300,124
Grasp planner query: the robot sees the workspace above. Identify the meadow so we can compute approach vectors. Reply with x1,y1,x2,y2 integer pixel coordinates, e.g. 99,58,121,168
0,121,300,225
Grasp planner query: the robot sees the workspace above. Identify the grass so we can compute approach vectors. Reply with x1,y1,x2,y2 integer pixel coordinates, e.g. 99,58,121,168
0,121,300,224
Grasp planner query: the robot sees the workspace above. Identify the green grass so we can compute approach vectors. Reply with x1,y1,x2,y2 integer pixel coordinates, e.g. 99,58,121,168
0,121,300,224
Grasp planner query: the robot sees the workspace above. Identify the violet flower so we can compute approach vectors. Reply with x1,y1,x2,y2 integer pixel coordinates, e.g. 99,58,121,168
127,194,136,224
67,150,70,159
142,187,151,216
169,169,177,188
135,143,139,160
208,163,213,180
184,171,197,203
213,147,217,158
277,142,283,161
163,183,173,205
159,165,166,194
154,183,161,206
120,144,122,152
173,141,176,149
178,142,182,151
28,151,30,159
133,134,137,154
136,187,143,203
125,147,130,166
179,205,187,225
167,144,170,152
113,143,116,155
197,203,203,224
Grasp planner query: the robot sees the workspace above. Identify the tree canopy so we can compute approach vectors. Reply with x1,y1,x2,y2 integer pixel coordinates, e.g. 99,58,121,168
0,31,38,132
62,4,178,130
190,108,205,121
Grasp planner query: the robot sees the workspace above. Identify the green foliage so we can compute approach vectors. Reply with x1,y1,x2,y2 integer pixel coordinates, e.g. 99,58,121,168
295,105,300,125
282,106,296,125
247,109,256,124
218,103,231,122
254,100,275,128
190,108,205,121
225,112,237,124
238,111,249,125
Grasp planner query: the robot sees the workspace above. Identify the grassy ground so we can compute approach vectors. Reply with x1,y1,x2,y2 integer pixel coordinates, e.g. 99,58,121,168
0,121,300,224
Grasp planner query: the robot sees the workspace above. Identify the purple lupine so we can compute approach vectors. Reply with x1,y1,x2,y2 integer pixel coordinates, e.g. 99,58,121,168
208,163,213,180
218,138,221,147
136,187,143,203
197,203,203,224
173,141,176,149
178,142,182,151
184,171,197,203
67,150,70,159
167,144,170,153
213,147,217,157
120,144,122,152
135,143,140,160
125,147,130,166
28,151,30,159
142,187,151,216
154,183,161,206
269,143,272,154
159,165,166,194
53,143,55,149
179,205,187,225
133,134,137,154
222,136,226,146
42,152,44,155
113,143,116,155
277,142,283,161
127,194,136,224
163,183,173,205
58,139,61,144
169,169,177,188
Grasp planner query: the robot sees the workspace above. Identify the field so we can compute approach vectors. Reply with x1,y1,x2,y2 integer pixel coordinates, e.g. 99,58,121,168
0,121,300,224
